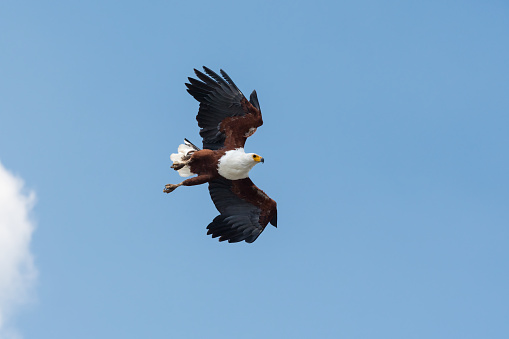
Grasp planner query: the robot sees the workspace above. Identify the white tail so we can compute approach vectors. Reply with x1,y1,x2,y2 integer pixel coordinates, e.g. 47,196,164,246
170,141,196,177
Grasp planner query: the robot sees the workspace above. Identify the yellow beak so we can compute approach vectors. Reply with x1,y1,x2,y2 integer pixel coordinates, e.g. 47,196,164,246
254,155,264,163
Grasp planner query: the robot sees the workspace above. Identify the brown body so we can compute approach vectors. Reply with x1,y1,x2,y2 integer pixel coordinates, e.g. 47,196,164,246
181,98,263,188
180,149,224,187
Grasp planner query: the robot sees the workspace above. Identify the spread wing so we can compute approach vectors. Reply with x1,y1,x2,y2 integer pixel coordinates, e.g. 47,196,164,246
207,177,277,243
186,67,262,150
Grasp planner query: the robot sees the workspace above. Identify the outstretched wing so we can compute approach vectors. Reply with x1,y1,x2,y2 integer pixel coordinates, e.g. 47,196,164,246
186,67,262,150
207,177,277,243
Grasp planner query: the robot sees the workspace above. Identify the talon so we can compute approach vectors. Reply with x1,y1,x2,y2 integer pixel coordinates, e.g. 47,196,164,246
171,163,185,170
164,183,180,194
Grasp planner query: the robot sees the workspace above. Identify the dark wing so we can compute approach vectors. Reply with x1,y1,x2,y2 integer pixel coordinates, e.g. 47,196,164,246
207,177,277,243
186,67,262,150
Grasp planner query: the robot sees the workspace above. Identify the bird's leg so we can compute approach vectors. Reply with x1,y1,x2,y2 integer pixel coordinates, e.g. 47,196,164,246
164,174,214,194
171,153,193,170
163,182,183,193
171,163,186,170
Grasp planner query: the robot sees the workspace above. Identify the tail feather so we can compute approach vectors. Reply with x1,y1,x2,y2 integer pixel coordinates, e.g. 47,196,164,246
170,140,196,177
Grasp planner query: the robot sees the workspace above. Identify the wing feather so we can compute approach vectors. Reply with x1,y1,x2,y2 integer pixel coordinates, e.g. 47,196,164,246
249,90,261,111
207,177,277,243
186,67,263,150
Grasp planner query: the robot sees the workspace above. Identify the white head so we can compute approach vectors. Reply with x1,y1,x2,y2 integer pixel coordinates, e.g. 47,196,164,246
217,148,264,180
240,152,264,167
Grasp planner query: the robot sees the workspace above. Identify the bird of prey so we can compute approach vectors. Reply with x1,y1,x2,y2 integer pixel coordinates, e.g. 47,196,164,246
164,67,277,243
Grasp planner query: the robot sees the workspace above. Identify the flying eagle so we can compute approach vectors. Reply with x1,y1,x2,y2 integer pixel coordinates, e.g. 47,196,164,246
164,67,277,243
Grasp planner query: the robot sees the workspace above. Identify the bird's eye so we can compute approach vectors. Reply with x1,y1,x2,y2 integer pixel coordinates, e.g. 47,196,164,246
252,155,257,159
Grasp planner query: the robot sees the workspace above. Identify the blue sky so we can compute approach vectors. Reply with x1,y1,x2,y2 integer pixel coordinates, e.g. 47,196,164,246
1,0,508,338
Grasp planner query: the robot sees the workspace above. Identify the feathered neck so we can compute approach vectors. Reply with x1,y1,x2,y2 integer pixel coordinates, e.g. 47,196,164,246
217,148,257,180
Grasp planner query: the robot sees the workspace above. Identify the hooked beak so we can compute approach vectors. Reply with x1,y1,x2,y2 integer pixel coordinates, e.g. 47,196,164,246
260,157,264,163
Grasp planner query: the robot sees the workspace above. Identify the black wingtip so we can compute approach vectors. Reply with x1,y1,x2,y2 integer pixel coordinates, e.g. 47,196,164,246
270,210,277,228
249,90,261,111
220,69,236,86
206,214,262,244
202,66,224,84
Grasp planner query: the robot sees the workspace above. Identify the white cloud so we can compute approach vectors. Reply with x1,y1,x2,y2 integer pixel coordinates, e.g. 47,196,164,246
0,161,37,339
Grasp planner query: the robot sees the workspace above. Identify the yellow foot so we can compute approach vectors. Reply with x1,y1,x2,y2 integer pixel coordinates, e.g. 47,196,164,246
164,183,181,194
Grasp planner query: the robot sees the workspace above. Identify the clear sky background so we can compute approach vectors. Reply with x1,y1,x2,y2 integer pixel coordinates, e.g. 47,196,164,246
1,0,508,338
